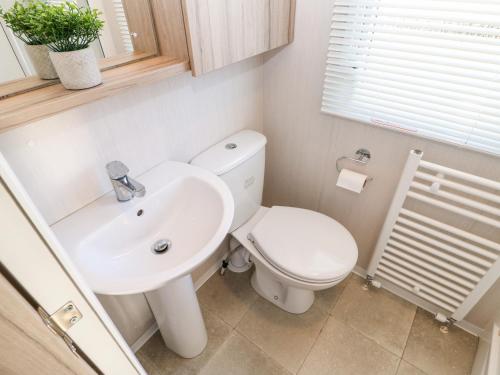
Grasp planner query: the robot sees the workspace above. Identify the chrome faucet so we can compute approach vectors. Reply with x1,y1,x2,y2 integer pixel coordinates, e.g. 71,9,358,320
106,161,146,202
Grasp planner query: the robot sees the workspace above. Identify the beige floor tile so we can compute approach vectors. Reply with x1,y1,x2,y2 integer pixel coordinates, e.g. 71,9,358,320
200,332,291,375
332,274,416,356
314,273,351,314
237,297,328,373
136,310,232,375
397,361,427,375
197,268,259,327
403,309,478,375
299,317,400,375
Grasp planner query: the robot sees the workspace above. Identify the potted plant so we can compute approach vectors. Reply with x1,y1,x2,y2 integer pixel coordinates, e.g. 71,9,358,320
39,1,104,90
0,1,58,80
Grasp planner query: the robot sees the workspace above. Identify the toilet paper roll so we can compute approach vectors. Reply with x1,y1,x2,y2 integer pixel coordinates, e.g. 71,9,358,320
336,169,368,193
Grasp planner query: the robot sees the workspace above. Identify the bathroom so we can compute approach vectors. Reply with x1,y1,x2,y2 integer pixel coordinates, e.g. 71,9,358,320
0,0,499,374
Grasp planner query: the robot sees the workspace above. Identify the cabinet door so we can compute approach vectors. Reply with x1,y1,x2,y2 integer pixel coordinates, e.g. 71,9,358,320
182,0,295,76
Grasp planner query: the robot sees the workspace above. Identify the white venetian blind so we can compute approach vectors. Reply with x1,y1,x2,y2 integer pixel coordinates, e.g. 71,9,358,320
322,0,500,155
112,0,134,52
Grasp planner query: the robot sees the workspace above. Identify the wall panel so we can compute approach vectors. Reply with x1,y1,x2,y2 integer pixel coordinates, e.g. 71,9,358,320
262,0,500,329
0,56,264,345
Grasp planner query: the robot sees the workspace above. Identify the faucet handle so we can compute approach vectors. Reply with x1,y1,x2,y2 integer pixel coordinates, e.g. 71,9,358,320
106,161,129,180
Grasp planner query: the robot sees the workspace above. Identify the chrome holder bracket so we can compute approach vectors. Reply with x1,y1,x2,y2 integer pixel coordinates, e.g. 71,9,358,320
336,148,373,178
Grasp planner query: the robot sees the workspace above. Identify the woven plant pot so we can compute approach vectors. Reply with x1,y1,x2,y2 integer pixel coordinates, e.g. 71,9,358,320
25,44,58,80
49,47,102,90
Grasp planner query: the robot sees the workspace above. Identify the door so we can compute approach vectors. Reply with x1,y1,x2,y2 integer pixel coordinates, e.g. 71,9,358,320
0,271,97,375
0,152,146,375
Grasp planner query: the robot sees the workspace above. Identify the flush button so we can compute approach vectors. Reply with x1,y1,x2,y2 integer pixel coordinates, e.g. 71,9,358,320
225,143,237,150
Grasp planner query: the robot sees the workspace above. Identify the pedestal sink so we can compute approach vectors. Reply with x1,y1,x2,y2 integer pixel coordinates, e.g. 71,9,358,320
52,161,234,358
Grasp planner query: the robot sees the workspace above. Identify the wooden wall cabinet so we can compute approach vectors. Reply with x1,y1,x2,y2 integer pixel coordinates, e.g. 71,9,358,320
182,0,296,76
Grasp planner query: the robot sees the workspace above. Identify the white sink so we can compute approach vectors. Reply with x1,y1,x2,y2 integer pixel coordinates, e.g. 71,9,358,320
52,161,234,358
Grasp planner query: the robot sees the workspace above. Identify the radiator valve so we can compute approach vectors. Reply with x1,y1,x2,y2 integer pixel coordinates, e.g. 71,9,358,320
435,313,455,333
363,276,382,290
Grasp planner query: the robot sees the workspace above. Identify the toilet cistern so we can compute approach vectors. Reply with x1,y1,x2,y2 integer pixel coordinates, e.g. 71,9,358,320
106,160,146,201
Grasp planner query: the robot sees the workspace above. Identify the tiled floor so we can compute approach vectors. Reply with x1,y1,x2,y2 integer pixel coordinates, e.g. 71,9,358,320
137,270,478,375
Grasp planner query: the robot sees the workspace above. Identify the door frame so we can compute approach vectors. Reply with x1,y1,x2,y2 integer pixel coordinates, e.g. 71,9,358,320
0,152,146,375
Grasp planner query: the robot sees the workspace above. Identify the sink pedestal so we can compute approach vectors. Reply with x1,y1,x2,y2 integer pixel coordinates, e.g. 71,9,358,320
145,274,208,358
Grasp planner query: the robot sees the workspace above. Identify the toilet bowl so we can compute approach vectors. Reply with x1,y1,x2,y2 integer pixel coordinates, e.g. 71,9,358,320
231,206,357,313
191,130,358,314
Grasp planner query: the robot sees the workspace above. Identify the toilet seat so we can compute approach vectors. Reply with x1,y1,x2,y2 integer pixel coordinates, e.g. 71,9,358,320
248,206,358,284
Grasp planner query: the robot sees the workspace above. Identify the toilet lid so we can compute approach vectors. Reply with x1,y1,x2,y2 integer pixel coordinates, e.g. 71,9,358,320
248,206,358,283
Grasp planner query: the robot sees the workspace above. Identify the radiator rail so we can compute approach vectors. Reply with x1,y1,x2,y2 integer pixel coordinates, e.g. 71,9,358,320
367,150,500,324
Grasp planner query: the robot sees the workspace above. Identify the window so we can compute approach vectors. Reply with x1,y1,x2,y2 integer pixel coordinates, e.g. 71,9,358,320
322,1,500,155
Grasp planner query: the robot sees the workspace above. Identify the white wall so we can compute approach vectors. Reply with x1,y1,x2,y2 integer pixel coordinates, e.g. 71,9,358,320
472,305,500,375
0,56,263,345
262,0,500,329
0,25,25,84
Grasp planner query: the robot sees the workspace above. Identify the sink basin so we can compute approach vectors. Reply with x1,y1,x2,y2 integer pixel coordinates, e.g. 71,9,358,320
53,161,234,295
52,161,234,358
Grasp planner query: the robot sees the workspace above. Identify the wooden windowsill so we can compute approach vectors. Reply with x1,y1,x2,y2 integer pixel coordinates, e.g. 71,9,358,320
98,51,156,70
0,52,157,100
0,56,190,132
0,76,56,100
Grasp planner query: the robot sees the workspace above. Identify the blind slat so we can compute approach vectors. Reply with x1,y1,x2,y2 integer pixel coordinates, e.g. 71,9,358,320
324,76,500,113
324,79,500,121
331,15,500,37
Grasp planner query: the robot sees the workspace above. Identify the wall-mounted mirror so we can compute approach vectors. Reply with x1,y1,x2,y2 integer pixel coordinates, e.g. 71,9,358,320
0,0,157,97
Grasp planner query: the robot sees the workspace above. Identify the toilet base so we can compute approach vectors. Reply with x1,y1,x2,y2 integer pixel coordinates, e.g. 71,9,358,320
250,263,314,314
230,207,353,315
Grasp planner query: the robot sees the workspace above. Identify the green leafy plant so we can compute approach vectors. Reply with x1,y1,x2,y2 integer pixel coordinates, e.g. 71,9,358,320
37,1,105,52
0,1,51,45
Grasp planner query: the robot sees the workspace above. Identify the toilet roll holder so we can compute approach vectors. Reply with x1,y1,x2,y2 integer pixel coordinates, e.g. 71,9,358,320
336,148,373,182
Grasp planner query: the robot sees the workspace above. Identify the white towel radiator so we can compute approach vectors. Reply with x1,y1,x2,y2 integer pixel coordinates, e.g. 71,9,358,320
367,150,500,326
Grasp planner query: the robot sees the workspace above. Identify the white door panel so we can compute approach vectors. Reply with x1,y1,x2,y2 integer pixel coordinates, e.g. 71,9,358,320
0,153,146,375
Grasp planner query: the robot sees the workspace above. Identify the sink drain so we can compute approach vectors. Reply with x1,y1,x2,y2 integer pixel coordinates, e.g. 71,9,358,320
151,239,172,254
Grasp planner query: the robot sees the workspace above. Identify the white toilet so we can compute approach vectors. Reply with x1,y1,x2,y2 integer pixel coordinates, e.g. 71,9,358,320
191,130,358,314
